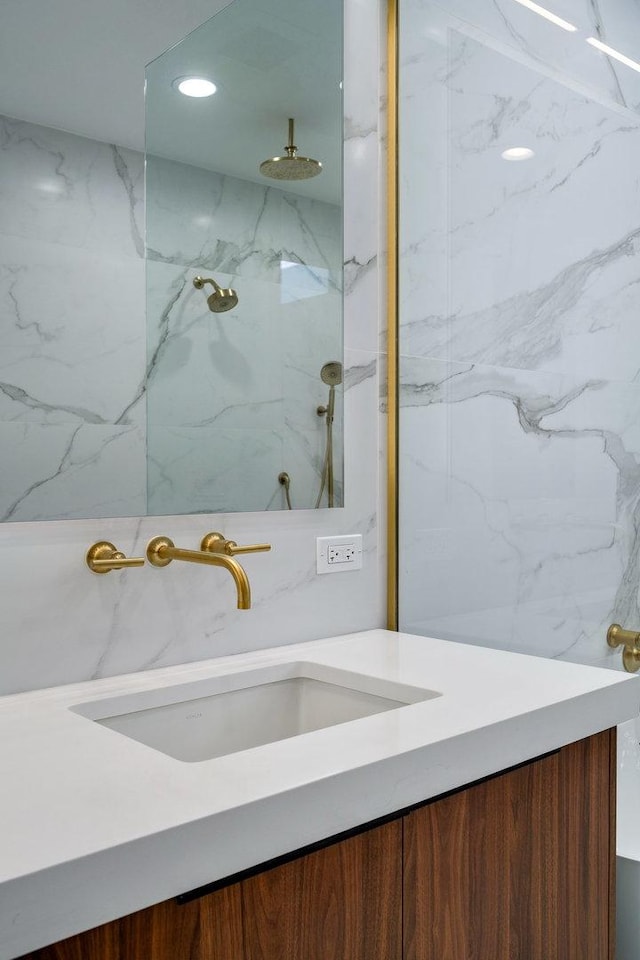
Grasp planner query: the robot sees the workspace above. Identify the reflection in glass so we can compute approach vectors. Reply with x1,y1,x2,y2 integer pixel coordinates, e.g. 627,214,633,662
145,0,344,513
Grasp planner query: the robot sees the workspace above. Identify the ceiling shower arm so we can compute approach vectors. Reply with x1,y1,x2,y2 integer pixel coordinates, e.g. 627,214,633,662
287,117,296,154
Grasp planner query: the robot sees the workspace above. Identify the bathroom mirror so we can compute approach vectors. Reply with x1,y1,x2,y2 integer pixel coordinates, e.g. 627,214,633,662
0,0,343,521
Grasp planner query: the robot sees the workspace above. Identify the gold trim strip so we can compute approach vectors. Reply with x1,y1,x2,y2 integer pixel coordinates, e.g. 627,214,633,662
386,0,399,630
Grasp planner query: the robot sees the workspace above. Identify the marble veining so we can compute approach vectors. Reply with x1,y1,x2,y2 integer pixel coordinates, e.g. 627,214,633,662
0,111,344,519
0,0,385,695
145,160,344,513
399,0,640,667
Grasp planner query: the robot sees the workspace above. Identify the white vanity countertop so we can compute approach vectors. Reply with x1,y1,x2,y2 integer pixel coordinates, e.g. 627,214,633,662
1,629,637,959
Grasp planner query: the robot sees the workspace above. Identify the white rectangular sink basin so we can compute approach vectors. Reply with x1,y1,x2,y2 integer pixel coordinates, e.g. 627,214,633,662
71,661,439,762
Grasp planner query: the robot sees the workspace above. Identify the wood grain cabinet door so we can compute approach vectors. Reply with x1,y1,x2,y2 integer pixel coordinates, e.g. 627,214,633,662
18,885,244,960
403,731,615,960
242,820,403,960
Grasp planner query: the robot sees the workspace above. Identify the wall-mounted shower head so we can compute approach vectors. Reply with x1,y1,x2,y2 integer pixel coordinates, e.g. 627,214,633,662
260,119,322,182
193,276,239,313
320,361,342,386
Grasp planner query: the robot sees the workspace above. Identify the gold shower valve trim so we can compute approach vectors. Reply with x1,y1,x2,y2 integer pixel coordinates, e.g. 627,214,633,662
607,623,640,673
86,541,145,574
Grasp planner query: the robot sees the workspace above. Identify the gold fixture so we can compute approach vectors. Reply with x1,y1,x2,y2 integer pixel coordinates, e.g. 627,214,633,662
193,276,239,313
200,531,271,557
259,118,322,181
86,541,145,574
607,623,640,672
146,533,271,610
315,361,342,508
387,0,399,629
278,472,293,510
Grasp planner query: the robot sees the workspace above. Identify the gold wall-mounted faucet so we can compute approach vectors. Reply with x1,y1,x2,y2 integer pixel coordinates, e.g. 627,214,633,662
86,541,145,574
146,533,271,610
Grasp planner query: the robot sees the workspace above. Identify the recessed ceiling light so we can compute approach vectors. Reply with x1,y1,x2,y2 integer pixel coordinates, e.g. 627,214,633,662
511,0,577,32
501,147,535,161
586,37,640,74
174,77,217,98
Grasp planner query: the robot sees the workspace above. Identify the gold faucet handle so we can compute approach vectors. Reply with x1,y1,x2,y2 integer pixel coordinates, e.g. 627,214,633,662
86,541,145,574
201,532,272,557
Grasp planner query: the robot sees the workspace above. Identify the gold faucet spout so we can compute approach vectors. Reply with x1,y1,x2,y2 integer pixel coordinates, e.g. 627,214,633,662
146,537,251,609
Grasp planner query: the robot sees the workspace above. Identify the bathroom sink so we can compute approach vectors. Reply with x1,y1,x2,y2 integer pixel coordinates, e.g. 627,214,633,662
71,661,439,762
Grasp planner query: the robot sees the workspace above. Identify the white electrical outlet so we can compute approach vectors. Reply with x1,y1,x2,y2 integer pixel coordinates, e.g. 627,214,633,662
316,535,363,574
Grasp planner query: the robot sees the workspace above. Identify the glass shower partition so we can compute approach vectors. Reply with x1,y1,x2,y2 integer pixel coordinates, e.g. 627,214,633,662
398,0,640,668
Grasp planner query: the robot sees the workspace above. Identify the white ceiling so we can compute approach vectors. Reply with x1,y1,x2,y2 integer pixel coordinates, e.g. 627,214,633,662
0,0,342,204
0,0,231,151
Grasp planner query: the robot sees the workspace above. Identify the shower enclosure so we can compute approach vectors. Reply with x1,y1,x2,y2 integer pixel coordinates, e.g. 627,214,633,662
144,0,344,516
398,0,640,667
395,1,640,955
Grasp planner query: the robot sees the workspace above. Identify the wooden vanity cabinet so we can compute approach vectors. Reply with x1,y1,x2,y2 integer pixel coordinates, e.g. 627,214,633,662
403,729,615,960
19,730,615,960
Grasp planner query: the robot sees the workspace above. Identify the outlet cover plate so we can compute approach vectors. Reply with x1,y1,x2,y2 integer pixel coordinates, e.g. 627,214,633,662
316,535,363,574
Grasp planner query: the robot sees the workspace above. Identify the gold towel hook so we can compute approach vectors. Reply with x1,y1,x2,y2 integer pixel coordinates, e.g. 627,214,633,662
607,623,640,673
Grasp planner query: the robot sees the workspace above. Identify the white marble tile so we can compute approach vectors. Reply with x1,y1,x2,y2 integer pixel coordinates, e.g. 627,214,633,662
400,15,640,381
398,0,640,669
147,425,284,515
402,0,640,113
146,155,342,285
0,236,145,425
145,257,342,512
0,423,146,522
342,0,380,355
0,344,381,692
146,262,285,429
0,116,143,259
403,586,624,665
399,353,640,664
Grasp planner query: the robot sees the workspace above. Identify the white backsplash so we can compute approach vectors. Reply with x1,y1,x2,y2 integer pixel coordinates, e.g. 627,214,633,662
0,0,385,695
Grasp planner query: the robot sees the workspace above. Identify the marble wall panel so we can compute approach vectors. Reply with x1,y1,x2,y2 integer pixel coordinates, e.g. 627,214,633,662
398,0,640,668
400,16,640,381
146,155,342,285
147,425,284,515
1,109,344,520
0,116,143,257
0,423,146,522
0,118,147,521
0,237,145,424
146,196,343,513
402,0,640,114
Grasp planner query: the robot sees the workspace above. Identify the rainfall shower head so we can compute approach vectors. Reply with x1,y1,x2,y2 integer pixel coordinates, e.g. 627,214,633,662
193,276,238,313
260,119,322,182
320,361,342,386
